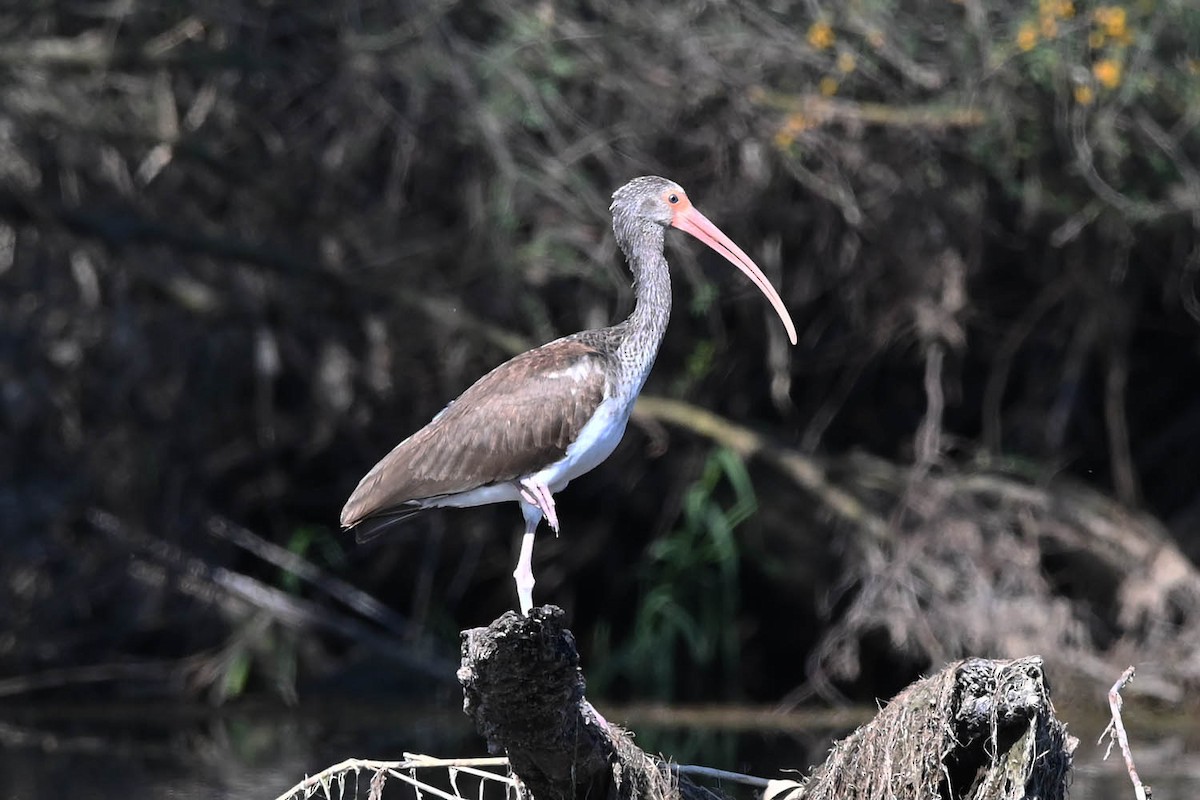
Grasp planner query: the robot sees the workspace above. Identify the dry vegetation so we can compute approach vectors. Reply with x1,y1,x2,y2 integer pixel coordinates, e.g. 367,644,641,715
1,0,1199,703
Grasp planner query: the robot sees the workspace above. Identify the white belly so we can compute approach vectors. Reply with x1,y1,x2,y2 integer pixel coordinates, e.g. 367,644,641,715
425,394,634,511
531,393,632,491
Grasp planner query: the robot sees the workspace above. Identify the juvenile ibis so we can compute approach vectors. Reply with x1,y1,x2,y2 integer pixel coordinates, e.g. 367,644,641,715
341,176,797,614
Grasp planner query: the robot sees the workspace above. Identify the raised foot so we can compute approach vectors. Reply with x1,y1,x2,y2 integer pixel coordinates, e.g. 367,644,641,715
518,478,559,533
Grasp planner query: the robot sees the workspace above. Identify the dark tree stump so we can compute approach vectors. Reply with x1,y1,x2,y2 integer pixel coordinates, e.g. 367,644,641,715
458,605,718,800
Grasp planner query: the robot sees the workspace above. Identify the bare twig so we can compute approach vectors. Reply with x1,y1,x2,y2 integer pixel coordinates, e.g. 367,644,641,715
1104,339,1139,506
671,764,772,788
1099,666,1150,800
0,32,113,67
914,341,945,470
272,756,514,800
0,660,183,699
88,510,455,682
1045,310,1098,452
846,13,947,90
1069,107,1173,223
981,277,1072,453
206,515,421,640
801,346,873,453
754,90,984,129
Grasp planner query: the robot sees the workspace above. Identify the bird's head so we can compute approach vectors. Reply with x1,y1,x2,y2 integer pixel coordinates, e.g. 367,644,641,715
610,175,798,345
610,175,690,229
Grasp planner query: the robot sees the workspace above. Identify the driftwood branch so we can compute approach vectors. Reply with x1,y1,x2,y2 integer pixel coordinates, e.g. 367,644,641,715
272,755,515,800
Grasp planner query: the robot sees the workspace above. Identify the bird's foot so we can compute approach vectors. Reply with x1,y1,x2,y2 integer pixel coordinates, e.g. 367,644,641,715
518,478,559,533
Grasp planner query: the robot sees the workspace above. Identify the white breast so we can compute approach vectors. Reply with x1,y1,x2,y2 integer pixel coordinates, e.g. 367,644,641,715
531,393,634,492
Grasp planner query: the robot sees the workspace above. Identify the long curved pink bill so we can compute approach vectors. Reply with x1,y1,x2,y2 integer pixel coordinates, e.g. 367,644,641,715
672,207,798,345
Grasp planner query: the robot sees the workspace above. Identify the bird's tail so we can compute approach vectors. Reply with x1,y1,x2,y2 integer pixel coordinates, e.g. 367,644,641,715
351,506,427,544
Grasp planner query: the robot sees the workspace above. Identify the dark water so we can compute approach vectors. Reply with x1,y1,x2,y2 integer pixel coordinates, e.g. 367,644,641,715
0,700,1194,799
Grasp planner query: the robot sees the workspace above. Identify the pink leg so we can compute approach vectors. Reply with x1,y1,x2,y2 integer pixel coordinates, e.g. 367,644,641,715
513,527,536,616
513,479,559,615
518,478,559,533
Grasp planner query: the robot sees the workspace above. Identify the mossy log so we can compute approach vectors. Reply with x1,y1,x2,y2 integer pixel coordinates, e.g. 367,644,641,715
459,608,1074,800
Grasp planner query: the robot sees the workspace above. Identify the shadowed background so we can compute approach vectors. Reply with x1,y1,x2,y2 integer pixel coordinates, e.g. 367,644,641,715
2,0,1200,710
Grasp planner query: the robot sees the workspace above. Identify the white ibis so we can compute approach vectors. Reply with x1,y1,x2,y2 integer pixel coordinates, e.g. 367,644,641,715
341,176,797,614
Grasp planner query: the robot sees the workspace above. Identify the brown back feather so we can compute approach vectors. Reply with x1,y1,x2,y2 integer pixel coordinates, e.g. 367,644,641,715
340,338,610,527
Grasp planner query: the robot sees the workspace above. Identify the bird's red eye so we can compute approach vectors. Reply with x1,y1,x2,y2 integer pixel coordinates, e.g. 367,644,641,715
667,193,679,204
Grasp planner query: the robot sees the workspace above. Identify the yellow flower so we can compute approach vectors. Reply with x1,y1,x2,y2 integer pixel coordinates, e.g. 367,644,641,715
774,113,815,150
1094,6,1127,38
783,113,812,134
1093,58,1122,89
808,21,835,50
1017,22,1038,52
1088,29,1106,48
1040,15,1058,37
1038,0,1075,17
818,76,839,96
1074,85,1094,105
836,51,857,74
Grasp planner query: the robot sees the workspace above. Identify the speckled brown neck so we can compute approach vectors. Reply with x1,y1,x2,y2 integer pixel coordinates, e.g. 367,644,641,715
606,211,672,402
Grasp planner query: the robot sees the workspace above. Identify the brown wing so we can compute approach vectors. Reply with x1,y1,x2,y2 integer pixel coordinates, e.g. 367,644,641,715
340,338,610,527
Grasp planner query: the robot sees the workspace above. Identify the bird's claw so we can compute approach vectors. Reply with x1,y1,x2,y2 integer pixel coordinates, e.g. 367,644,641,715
518,479,559,533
